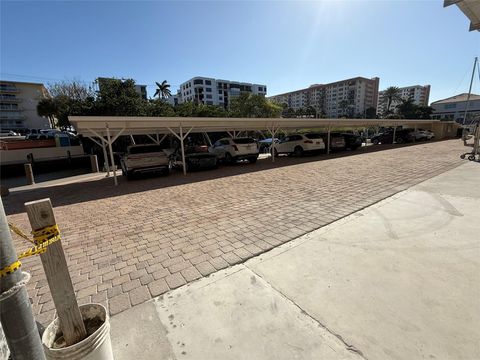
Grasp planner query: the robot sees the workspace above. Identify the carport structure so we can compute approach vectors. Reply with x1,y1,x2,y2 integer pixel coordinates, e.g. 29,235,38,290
69,116,450,185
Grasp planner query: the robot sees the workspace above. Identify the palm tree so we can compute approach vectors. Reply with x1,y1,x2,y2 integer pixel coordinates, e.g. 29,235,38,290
37,98,58,128
153,80,171,99
383,86,402,116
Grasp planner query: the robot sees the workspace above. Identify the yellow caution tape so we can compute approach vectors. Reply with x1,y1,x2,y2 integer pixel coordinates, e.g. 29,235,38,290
0,260,22,278
0,224,61,278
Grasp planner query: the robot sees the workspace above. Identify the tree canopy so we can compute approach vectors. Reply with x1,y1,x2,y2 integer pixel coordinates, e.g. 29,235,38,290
229,93,282,118
37,78,281,130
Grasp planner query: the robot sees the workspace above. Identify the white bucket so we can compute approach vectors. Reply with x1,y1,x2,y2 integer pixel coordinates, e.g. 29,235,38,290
42,303,114,360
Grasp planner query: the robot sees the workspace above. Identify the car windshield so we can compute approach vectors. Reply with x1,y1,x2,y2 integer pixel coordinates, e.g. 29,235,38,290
129,145,164,154
305,133,322,139
233,138,256,144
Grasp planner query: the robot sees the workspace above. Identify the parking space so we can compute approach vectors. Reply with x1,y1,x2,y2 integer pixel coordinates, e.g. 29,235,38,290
3,139,465,323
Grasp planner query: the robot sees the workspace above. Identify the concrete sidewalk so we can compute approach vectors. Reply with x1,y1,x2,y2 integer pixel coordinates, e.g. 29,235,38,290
110,162,480,360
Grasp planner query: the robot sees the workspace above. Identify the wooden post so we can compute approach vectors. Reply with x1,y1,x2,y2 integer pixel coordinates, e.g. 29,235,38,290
25,198,87,346
90,155,99,173
24,163,35,185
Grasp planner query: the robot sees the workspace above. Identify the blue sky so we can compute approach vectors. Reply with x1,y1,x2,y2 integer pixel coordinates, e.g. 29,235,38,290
1,1,479,103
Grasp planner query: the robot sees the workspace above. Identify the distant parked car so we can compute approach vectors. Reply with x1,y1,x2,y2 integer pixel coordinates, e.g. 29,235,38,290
274,133,325,156
210,137,259,164
120,144,173,179
341,133,362,150
412,129,435,141
0,130,20,137
320,132,346,151
371,129,414,145
177,144,218,171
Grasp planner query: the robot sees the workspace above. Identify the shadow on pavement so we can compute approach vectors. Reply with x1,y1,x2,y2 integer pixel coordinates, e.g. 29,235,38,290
2,141,439,216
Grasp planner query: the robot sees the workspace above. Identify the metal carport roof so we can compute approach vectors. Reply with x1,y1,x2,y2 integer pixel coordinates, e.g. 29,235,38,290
69,116,448,185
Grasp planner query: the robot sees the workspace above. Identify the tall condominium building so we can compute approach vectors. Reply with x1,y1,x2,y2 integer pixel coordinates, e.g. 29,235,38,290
377,85,431,116
134,84,148,100
0,81,50,131
176,77,267,108
268,77,380,118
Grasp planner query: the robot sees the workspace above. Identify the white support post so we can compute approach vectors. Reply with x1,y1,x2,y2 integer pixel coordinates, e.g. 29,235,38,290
392,124,397,145
180,126,187,175
147,134,160,144
156,133,160,143
130,135,136,145
102,140,110,177
106,125,117,186
111,128,126,144
327,125,331,155
159,133,168,144
269,126,277,163
414,123,417,142
204,132,213,146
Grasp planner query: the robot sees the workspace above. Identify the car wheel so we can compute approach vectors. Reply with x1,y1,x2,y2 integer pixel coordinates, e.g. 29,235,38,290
396,137,404,144
224,152,233,164
468,155,476,161
294,146,304,156
249,156,257,164
372,139,379,145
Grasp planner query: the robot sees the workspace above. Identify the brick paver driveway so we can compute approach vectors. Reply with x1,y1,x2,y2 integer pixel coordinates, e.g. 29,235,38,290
3,140,465,324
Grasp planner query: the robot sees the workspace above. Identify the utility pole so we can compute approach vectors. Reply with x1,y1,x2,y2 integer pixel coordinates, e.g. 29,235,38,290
0,197,45,360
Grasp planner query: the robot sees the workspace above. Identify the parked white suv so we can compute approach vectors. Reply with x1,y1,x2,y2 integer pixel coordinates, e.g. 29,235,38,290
120,144,173,179
274,133,325,156
210,137,259,164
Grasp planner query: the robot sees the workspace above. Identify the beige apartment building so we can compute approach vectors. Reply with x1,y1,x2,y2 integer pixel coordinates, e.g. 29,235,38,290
268,76,380,118
377,85,431,116
0,80,51,131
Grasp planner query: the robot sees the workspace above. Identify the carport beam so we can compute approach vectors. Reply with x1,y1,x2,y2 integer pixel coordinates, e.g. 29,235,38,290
106,126,117,186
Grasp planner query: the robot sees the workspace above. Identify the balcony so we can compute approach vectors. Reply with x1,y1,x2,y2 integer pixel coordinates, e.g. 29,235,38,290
0,96,21,103
0,113,25,120
0,86,20,93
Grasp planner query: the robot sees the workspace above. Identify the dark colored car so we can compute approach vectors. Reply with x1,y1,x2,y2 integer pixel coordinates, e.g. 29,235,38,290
341,133,362,150
320,132,346,151
371,129,414,145
183,144,218,171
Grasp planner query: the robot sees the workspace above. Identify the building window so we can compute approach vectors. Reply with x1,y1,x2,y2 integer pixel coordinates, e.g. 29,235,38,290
205,80,212,85
206,101,213,105
206,94,212,99
0,103,19,110
206,87,212,92
193,79,203,85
